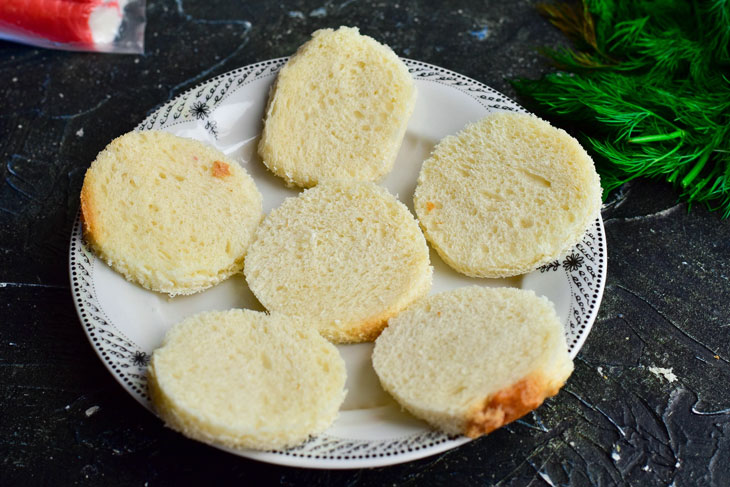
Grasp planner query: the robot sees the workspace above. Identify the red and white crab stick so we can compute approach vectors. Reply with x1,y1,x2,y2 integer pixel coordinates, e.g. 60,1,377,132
0,0,127,49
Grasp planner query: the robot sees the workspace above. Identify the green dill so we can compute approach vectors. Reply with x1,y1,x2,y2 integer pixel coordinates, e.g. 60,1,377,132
512,0,730,217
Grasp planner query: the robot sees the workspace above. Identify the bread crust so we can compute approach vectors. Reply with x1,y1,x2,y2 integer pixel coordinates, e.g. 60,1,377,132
148,310,347,451
464,372,563,438
319,268,432,343
372,286,573,438
258,26,416,187
79,131,263,296
79,177,99,247
244,180,432,344
414,111,602,278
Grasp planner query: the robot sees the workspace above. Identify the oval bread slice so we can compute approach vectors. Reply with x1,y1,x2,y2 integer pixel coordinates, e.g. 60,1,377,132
244,180,432,343
80,131,263,296
414,111,602,278
372,286,574,438
147,309,347,451
258,26,416,187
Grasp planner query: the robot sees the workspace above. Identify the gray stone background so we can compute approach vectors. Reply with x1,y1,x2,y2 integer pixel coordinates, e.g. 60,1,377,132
1,1,728,485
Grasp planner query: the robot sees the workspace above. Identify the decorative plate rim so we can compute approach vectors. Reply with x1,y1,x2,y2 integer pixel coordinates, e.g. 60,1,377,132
69,58,607,469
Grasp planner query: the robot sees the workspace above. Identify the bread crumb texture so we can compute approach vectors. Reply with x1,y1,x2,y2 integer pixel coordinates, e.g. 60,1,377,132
212,160,231,178
414,111,602,278
147,309,347,450
80,130,263,295
258,26,416,187
372,286,574,437
244,180,432,343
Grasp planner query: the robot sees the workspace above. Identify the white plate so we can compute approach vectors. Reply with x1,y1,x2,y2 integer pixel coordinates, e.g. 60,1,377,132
69,58,607,469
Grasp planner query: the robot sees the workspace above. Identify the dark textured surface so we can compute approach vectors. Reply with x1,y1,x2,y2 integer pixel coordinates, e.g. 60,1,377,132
2,1,729,485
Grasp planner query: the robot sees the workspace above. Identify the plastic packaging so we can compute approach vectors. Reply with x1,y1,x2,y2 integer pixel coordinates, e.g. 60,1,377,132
0,0,146,54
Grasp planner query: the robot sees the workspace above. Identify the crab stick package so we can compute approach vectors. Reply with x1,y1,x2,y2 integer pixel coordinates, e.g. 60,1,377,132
0,0,145,53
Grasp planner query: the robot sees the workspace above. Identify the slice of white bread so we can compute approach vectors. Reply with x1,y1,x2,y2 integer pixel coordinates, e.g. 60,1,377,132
258,26,416,187
80,130,263,296
147,309,347,451
244,180,432,343
372,286,573,438
413,111,602,278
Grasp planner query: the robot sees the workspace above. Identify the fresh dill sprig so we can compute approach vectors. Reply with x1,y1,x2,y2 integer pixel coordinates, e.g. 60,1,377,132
512,0,730,217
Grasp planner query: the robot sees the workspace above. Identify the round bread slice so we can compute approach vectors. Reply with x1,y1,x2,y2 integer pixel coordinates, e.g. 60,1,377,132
80,130,263,296
258,26,416,187
414,111,602,278
372,286,574,438
147,309,347,451
244,180,432,343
